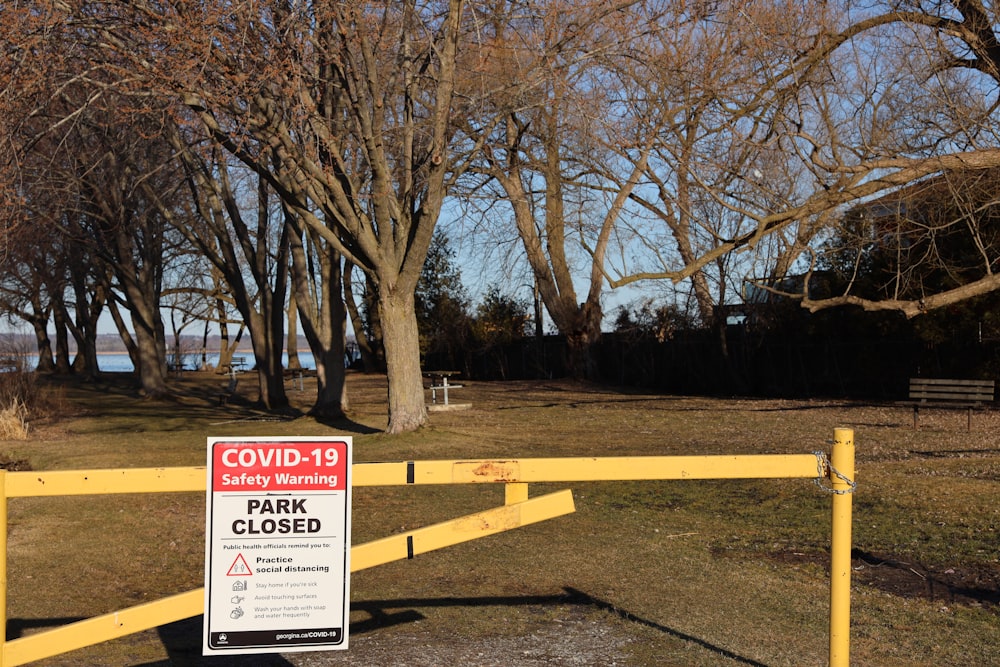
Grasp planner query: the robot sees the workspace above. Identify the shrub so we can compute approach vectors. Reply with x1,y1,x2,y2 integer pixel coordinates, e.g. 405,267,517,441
0,348,45,439
0,357,40,407
0,398,28,440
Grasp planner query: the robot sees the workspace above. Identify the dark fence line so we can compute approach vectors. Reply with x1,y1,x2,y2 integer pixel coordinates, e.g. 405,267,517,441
440,329,1000,401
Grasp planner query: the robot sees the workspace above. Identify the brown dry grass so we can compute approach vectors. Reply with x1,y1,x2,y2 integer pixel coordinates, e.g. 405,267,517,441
0,364,69,440
0,399,28,440
1,370,998,666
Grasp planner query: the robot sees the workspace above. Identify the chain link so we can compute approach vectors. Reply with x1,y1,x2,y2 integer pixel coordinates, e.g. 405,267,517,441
812,451,856,495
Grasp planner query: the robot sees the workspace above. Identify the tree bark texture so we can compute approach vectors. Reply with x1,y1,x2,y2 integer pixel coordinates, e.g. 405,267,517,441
379,290,427,434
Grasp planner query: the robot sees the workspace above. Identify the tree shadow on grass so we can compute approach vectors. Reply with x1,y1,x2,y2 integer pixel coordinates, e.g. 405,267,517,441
349,588,768,667
145,616,296,666
561,587,770,667
5,616,296,667
143,606,423,665
7,587,769,666
312,415,382,435
6,616,88,641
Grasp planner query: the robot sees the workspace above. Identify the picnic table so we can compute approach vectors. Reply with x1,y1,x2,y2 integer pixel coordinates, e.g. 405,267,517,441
284,367,316,391
221,357,248,379
424,370,463,406
217,358,248,405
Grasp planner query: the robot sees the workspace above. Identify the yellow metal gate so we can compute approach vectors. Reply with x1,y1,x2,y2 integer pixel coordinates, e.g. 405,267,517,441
0,428,855,666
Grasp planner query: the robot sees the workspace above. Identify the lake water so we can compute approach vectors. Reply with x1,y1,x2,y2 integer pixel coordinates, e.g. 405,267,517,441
95,352,316,373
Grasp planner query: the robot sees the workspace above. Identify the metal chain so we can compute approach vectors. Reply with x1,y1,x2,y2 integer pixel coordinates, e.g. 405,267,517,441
812,451,857,495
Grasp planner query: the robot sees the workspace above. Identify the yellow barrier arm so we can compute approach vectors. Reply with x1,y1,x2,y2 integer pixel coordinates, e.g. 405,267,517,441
351,489,574,570
3,454,819,498
4,467,206,497
0,490,575,666
357,454,822,485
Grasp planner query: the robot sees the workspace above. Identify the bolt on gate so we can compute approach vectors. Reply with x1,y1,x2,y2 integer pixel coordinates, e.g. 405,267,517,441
0,428,855,666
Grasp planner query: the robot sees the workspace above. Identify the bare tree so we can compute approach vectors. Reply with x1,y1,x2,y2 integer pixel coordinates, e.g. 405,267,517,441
590,2,1000,324
67,107,182,396
57,0,469,431
162,249,216,372
786,1,1000,315
0,224,61,373
454,2,834,375
11,0,1000,405
591,2,830,362
344,261,385,373
286,205,350,419
162,134,292,410
17,88,179,393
456,1,659,378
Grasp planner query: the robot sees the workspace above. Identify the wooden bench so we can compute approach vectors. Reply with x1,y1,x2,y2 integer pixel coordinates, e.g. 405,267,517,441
899,378,995,430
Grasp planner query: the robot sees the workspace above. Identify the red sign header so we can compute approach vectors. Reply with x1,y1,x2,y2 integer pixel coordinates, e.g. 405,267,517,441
211,441,348,492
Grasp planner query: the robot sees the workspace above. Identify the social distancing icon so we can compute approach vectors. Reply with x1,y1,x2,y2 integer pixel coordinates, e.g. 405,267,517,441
226,553,252,576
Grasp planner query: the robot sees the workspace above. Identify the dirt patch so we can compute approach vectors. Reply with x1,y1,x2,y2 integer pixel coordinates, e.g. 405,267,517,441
0,457,31,471
850,549,1000,608
149,602,633,667
765,549,1000,610
290,616,633,667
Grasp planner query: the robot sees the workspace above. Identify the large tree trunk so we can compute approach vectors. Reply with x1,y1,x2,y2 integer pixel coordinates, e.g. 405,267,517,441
379,290,426,434
310,272,348,420
251,342,289,410
51,297,73,374
59,300,100,380
215,312,243,373
313,343,348,420
344,262,384,373
29,310,56,373
287,219,348,419
67,261,108,380
133,328,168,397
73,331,101,379
129,299,169,399
307,312,348,421
565,301,602,381
245,284,290,411
287,292,301,371
107,298,138,370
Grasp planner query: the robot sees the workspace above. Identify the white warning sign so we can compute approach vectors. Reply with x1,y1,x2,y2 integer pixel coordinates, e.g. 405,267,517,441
204,437,352,656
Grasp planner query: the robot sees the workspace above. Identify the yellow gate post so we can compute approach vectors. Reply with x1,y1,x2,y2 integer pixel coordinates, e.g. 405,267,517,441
0,470,6,667
829,427,855,667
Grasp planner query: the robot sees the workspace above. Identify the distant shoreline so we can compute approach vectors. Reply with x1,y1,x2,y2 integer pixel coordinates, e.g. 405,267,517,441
92,349,256,355
1,332,313,356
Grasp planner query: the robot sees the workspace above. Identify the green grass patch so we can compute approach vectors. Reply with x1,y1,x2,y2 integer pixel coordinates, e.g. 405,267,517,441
1,372,997,665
